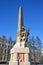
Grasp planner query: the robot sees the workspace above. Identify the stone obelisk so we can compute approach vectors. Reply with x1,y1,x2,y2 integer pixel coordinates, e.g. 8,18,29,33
9,7,30,65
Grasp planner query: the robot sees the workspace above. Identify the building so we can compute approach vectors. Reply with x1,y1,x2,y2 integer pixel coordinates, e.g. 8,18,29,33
41,48,43,63
41,48,43,55
0,36,15,61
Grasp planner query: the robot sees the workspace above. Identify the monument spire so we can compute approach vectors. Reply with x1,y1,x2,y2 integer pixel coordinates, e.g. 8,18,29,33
16,7,29,46
17,7,24,33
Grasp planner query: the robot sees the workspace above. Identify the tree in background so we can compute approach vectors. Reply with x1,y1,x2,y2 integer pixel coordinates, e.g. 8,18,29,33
35,36,41,50
29,36,42,63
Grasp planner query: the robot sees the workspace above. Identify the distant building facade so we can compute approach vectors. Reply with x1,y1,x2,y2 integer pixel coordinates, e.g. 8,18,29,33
41,48,43,55
41,48,43,62
0,36,15,61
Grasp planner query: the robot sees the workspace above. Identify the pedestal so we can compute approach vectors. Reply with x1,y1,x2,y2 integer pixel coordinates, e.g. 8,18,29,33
9,47,31,65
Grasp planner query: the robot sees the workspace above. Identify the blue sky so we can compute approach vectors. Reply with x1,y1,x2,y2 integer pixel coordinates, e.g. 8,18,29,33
0,0,43,46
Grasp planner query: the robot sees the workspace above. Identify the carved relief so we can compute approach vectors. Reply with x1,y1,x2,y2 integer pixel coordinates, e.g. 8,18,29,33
18,53,24,62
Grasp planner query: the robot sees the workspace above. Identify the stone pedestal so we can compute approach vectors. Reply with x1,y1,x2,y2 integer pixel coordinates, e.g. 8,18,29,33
9,47,30,65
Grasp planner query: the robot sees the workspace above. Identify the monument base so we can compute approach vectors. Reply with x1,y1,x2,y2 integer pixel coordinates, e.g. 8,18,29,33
9,61,30,65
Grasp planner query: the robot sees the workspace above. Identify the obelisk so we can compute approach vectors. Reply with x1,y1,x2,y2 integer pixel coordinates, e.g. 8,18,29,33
9,7,30,65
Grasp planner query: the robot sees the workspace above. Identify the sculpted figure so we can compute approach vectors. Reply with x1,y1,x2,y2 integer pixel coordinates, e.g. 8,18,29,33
18,54,24,62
